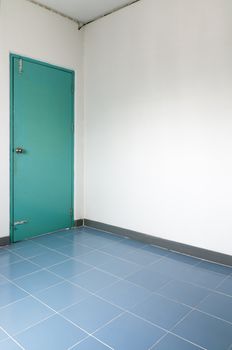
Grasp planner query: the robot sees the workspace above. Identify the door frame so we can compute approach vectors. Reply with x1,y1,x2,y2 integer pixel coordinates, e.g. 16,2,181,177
10,54,75,242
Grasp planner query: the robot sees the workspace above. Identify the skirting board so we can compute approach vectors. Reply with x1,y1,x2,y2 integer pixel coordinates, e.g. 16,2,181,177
75,219,84,227
74,219,232,267
0,236,10,246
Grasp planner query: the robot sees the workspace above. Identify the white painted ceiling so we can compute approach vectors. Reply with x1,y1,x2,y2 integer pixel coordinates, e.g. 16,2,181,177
32,0,136,24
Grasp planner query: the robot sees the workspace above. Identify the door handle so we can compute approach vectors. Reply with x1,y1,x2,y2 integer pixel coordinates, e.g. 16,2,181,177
15,147,24,154
14,220,28,226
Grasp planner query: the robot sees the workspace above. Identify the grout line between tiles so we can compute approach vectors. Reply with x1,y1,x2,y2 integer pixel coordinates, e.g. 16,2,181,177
82,226,232,269
1,256,167,349
1,276,93,341
1,241,232,326
0,325,26,350
13,255,232,329
0,254,125,349
7,229,231,281
147,332,168,350
1,240,232,311
13,314,57,337
66,335,90,350
214,273,231,290
0,228,231,350
0,295,30,311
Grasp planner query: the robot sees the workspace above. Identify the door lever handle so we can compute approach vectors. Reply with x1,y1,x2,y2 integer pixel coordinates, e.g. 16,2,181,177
15,147,24,154
14,220,28,226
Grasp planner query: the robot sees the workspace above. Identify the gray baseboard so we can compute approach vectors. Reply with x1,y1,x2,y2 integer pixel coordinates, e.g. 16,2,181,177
83,219,232,267
0,236,10,246
74,219,84,227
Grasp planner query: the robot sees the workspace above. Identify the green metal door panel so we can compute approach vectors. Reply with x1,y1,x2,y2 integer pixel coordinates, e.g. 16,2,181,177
11,56,74,242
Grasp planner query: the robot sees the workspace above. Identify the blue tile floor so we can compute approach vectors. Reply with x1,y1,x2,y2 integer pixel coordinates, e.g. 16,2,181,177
0,227,231,350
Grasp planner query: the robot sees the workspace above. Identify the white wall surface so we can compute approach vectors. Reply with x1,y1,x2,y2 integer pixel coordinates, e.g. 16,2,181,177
84,0,232,255
0,0,84,238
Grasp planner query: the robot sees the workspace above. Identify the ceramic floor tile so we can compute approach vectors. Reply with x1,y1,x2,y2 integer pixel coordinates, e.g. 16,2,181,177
158,280,210,307
94,312,165,350
46,229,73,238
131,293,191,330
33,236,70,249
0,275,8,286
0,260,40,280
0,338,23,350
166,252,200,266
14,270,62,294
99,256,141,278
62,233,98,247
196,261,232,276
95,232,124,244
0,251,23,267
67,235,97,245
0,296,54,335
97,280,152,309
0,282,28,308
55,243,95,258
57,230,87,241
69,229,123,245
120,238,146,249
151,334,203,350
48,259,92,279
148,258,196,279
72,336,112,350
173,310,232,350
29,250,68,268
61,295,122,333
123,248,163,266
0,247,10,254
70,268,119,292
35,281,91,311
73,236,115,249
6,240,41,252
217,276,232,296
126,268,170,292
99,241,136,258
15,315,87,350
76,250,115,267
141,245,170,257
197,292,232,323
13,244,51,259
118,238,146,249
178,265,228,289
82,228,123,242
0,328,8,342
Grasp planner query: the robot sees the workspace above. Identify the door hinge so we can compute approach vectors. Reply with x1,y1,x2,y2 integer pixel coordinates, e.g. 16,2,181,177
71,83,74,94
70,208,73,217
18,59,23,74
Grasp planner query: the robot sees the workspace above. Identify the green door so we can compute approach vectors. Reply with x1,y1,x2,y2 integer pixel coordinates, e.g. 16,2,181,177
11,55,74,242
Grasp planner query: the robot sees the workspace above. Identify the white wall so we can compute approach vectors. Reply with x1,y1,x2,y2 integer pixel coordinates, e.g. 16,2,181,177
0,0,84,238
84,0,232,255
